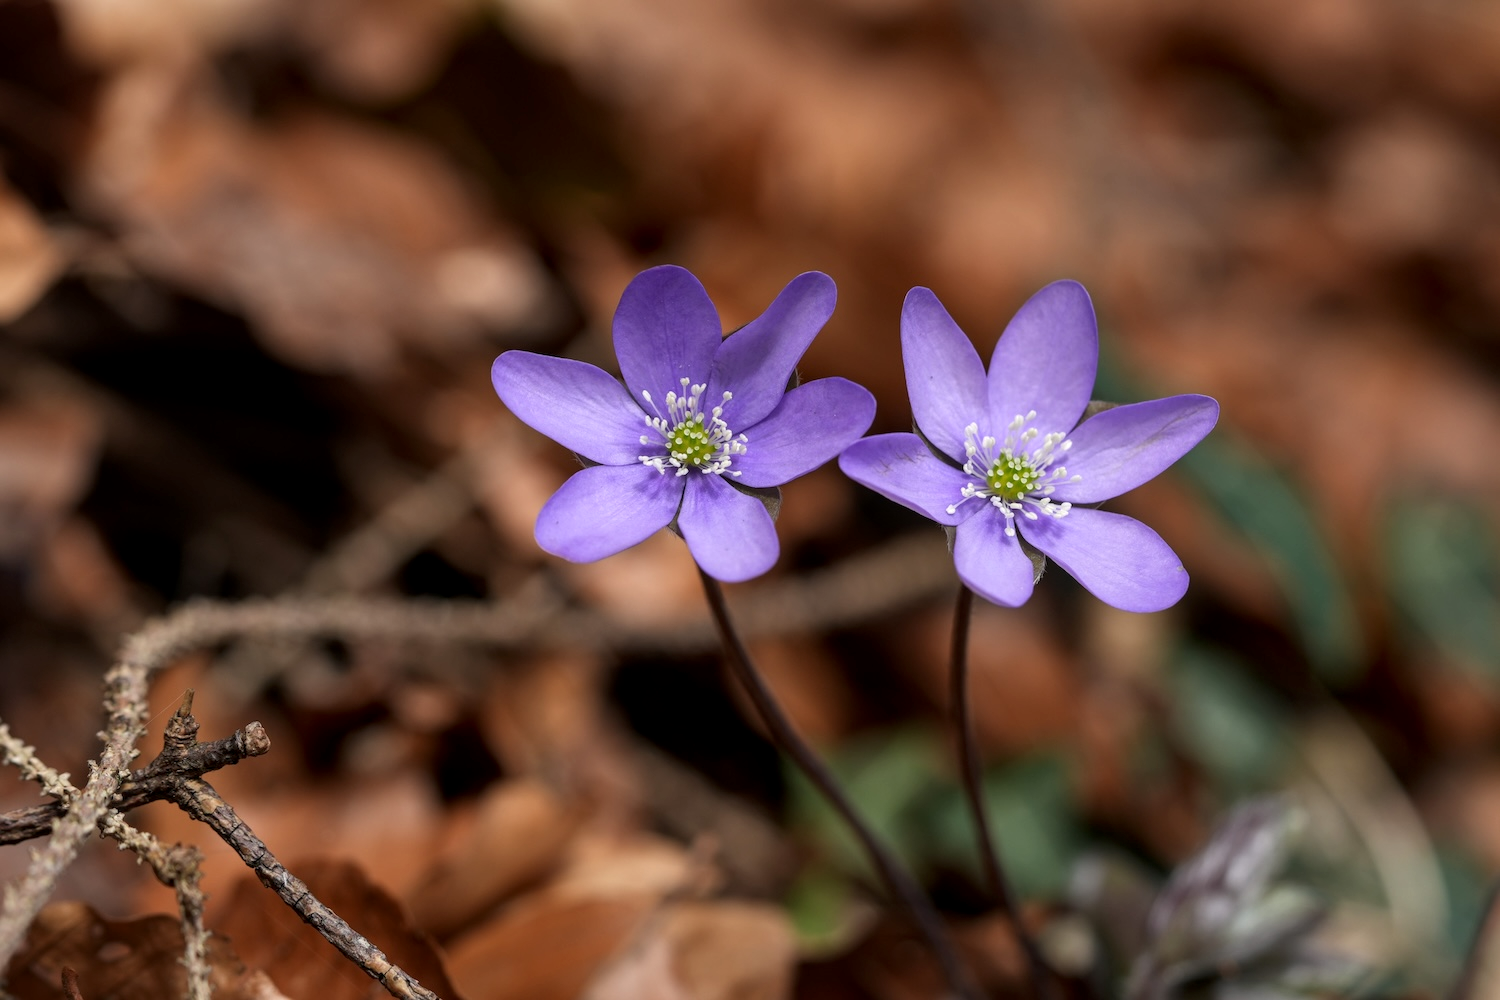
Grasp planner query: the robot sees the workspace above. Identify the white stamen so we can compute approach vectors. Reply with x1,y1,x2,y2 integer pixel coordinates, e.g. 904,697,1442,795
945,412,1079,529
638,376,747,477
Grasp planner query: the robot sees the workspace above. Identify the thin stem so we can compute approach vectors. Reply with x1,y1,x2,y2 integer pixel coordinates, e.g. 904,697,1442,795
698,569,985,1000
950,584,1054,1000
1451,878,1500,1000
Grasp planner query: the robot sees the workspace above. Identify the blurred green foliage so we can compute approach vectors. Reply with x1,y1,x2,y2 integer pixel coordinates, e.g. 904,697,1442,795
1095,349,1364,684
784,726,1082,910
1386,497,1500,677
1168,643,1292,792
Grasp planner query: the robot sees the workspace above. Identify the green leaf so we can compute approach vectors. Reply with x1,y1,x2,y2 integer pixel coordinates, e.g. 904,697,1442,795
1175,437,1364,684
922,753,1081,899
782,865,871,955
1169,644,1291,789
1094,350,1363,684
784,726,948,882
1385,497,1500,676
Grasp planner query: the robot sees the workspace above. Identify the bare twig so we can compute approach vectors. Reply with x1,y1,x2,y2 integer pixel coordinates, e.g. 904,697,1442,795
300,434,489,596
0,698,242,999
0,725,82,808
3,692,434,999
0,722,269,845
0,659,153,962
0,531,951,973
95,818,212,1000
169,775,438,1000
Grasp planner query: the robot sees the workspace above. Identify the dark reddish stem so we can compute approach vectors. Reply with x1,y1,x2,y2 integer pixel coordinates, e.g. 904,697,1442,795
698,568,985,1000
951,583,1055,999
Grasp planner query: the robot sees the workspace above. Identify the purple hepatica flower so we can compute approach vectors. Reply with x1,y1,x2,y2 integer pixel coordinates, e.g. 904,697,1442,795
838,281,1218,612
493,265,876,583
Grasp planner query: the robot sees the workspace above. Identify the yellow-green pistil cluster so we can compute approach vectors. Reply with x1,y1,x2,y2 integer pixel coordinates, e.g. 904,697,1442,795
948,413,1080,536
986,450,1042,502
639,377,748,477
666,414,717,467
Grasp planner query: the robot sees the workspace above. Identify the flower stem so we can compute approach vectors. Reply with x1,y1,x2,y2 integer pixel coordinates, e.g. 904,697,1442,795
698,568,985,1000
950,584,1055,1000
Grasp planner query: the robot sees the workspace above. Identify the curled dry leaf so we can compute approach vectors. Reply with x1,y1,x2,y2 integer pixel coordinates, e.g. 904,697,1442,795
0,183,64,325
0,399,103,562
890,602,1079,756
444,833,711,1000
80,65,560,376
407,779,581,938
287,0,477,102
446,895,659,1000
213,857,459,1000
583,901,796,1000
5,901,253,1000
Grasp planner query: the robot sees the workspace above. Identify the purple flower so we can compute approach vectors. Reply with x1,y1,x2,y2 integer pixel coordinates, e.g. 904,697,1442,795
493,265,876,583
838,281,1218,612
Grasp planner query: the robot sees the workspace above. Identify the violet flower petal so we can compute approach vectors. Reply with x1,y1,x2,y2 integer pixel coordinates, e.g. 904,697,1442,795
733,377,876,488
613,265,723,409
492,352,650,466
988,280,1097,435
901,287,990,463
534,463,683,563
1051,395,1220,504
953,508,1036,606
1018,507,1189,612
838,433,974,526
708,272,837,428
677,472,780,582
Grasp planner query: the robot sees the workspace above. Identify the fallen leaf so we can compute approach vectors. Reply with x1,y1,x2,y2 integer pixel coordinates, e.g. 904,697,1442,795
584,901,796,1000
213,857,460,1000
5,901,253,1000
0,184,64,324
80,65,559,376
407,779,580,937
0,399,102,562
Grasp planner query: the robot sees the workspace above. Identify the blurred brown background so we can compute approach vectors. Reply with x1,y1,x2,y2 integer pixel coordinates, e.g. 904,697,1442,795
2,0,1500,996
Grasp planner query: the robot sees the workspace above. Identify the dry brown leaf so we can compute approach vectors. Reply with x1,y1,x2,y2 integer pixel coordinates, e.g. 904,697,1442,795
0,399,102,561
214,857,459,1000
407,779,581,937
0,185,64,324
1328,111,1499,257
80,64,558,376
1409,656,1500,755
5,901,253,1000
467,415,570,563
557,531,705,630
446,894,659,1000
53,0,280,66
288,0,476,102
549,831,707,901
583,901,796,1000
890,602,1079,757
136,768,446,918
481,654,644,827
444,832,709,1000
739,636,853,746
29,516,138,635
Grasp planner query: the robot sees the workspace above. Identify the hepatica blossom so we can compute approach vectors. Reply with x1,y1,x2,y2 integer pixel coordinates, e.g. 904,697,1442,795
493,265,875,582
839,281,1218,612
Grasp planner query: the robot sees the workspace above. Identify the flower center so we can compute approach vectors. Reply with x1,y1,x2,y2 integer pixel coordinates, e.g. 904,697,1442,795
638,377,747,477
946,412,1081,536
985,451,1042,502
